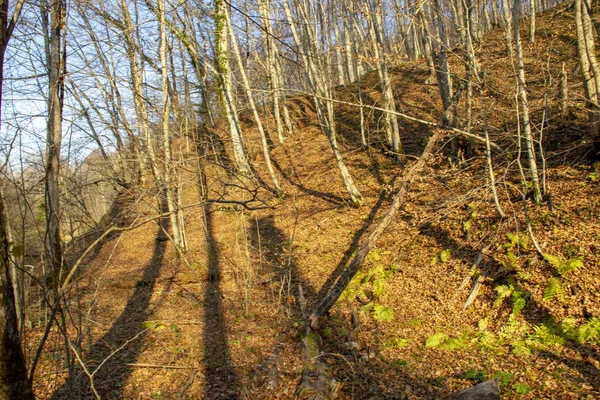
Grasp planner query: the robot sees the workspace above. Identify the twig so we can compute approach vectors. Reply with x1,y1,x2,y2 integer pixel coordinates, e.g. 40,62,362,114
126,363,196,370
69,342,101,399
454,246,489,297
463,271,488,310
178,369,199,399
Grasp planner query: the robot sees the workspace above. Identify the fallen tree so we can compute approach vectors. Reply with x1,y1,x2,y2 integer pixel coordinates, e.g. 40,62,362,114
308,129,443,329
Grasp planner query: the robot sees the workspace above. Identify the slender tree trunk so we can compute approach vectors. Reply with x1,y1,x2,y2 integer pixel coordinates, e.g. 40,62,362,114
368,0,402,157
512,0,542,203
214,0,252,175
158,0,186,252
332,1,346,86
119,0,151,184
282,0,363,206
342,3,356,82
43,0,66,285
258,0,288,142
418,10,437,85
578,0,600,139
226,6,282,193
530,0,536,43
434,0,456,130
560,62,568,117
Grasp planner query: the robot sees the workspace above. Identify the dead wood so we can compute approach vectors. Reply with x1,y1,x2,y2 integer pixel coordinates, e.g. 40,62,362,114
308,130,444,329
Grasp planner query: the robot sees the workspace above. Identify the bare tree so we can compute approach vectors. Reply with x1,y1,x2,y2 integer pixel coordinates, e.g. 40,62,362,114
214,0,252,175
41,0,66,285
505,0,542,203
0,0,35,397
367,0,402,158
282,0,363,206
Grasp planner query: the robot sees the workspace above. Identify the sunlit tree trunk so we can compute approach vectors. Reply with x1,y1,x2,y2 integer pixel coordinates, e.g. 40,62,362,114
42,0,66,285
530,0,536,43
258,0,294,142
282,0,363,206
119,0,150,184
575,0,600,139
158,0,186,252
434,0,456,129
214,0,252,175
510,0,542,203
368,0,402,157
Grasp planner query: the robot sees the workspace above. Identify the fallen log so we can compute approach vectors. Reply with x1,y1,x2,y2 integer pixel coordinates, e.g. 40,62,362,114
308,130,443,329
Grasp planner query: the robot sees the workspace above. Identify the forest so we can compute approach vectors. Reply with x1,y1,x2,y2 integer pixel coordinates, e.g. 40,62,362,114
0,0,598,398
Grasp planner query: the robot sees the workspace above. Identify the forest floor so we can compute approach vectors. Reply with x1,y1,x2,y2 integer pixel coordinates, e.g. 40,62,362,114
30,3,599,399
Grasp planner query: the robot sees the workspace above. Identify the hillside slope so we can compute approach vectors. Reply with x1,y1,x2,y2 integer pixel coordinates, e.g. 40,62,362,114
32,3,599,399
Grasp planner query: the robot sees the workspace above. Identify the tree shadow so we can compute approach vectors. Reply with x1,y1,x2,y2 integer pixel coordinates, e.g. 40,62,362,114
313,187,391,305
64,190,137,280
248,214,443,399
251,214,316,306
416,221,600,389
200,126,235,174
51,197,169,399
270,150,345,206
201,204,240,399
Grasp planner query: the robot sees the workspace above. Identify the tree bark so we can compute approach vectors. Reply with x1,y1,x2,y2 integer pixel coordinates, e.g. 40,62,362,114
43,0,66,285
0,181,34,398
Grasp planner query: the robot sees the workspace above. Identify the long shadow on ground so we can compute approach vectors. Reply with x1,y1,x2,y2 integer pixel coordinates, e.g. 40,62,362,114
201,204,240,399
52,198,169,399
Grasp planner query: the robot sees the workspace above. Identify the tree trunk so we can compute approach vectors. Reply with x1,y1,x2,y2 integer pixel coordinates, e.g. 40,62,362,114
158,0,186,252
576,0,600,139
0,1,34,395
227,5,282,194
512,0,542,203
214,0,253,175
43,0,66,285
560,62,568,117
282,0,363,206
368,0,402,157
530,0,536,43
0,182,34,398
